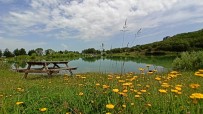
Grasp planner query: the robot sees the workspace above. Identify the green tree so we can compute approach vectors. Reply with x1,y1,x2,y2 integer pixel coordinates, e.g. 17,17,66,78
3,48,14,57
45,49,55,55
0,49,2,57
35,48,43,56
28,49,36,56
19,48,27,55
13,48,20,56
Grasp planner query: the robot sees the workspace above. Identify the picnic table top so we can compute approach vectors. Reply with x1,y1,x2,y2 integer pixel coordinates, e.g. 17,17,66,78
27,61,70,65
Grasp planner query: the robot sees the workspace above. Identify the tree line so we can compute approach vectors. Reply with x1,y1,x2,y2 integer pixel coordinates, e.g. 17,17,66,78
0,48,80,58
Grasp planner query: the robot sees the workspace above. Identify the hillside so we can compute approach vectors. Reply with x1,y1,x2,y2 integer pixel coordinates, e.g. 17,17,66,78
130,29,203,55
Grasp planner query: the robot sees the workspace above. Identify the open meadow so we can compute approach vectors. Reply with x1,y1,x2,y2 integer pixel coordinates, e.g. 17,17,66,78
1,67,203,114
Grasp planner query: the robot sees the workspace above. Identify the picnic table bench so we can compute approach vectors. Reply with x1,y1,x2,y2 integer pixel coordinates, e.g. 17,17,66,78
16,61,77,78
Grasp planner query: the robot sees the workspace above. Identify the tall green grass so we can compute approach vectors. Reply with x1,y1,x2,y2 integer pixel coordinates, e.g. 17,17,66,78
0,68,203,114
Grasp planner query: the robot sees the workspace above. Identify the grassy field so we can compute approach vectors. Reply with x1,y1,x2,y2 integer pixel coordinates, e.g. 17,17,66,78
0,68,203,114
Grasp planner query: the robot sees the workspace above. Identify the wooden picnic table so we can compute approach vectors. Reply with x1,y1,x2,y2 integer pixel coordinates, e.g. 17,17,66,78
17,61,77,78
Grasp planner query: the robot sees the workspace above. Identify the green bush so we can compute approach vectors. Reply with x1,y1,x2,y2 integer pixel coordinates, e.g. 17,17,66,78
0,61,11,70
172,51,203,70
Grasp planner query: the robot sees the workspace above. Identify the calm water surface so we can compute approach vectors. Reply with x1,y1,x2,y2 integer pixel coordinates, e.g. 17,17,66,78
14,56,175,74
68,56,174,73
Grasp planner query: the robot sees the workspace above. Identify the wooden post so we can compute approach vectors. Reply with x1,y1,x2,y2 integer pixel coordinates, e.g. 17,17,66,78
24,64,31,78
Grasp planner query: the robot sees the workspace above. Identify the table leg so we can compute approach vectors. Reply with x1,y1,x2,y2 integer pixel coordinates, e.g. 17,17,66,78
65,63,73,76
24,64,31,78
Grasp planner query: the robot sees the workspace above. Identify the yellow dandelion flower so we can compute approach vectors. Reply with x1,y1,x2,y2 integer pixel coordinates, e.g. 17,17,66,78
112,89,119,93
146,85,150,88
161,83,170,88
190,84,200,89
134,90,138,92
137,92,142,95
146,103,152,107
122,104,126,108
39,108,47,112
123,89,128,93
103,85,110,89
175,87,182,91
139,68,144,71
159,89,167,93
171,89,178,93
122,82,132,86
118,92,127,97
195,71,203,77
17,88,24,92
190,93,203,99
147,71,153,74
140,89,147,93
199,69,203,73
155,77,161,81
137,84,141,86
135,95,140,98
81,76,86,79
176,85,182,87
106,104,115,109
118,80,125,83
106,112,111,114
96,83,100,86
116,76,121,79
177,92,182,94
16,101,24,105
79,92,84,96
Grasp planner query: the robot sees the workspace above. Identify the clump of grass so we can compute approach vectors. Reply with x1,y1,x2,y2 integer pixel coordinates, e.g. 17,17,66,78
172,51,203,70
0,68,203,113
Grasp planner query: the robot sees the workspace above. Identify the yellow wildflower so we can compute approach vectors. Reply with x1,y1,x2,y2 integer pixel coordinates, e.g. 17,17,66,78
140,89,147,93
122,104,126,108
135,95,140,98
96,83,100,86
118,80,125,83
103,85,110,89
39,108,47,112
116,76,121,79
194,72,203,77
171,89,178,93
106,112,111,114
161,83,170,88
159,89,167,93
16,101,24,105
155,77,161,81
123,89,128,93
175,87,182,91
112,89,119,93
122,82,132,86
106,104,115,109
190,93,203,99
189,84,200,89
79,92,84,96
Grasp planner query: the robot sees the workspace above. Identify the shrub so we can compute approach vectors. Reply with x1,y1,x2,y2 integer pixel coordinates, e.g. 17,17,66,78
172,51,203,70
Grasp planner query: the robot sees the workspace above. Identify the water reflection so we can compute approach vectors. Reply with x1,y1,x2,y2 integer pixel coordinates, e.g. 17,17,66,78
12,56,175,73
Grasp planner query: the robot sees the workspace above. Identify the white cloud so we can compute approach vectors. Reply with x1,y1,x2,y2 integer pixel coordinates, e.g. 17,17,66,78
0,37,46,51
1,0,203,42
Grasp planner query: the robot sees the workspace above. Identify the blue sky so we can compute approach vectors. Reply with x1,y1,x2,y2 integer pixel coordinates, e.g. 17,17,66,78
0,0,203,52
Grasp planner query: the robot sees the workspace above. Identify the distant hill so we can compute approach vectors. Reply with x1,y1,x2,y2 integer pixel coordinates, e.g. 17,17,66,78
130,29,203,55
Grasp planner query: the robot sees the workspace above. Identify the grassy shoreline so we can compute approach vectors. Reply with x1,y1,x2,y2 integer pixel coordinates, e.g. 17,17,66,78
1,69,203,114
